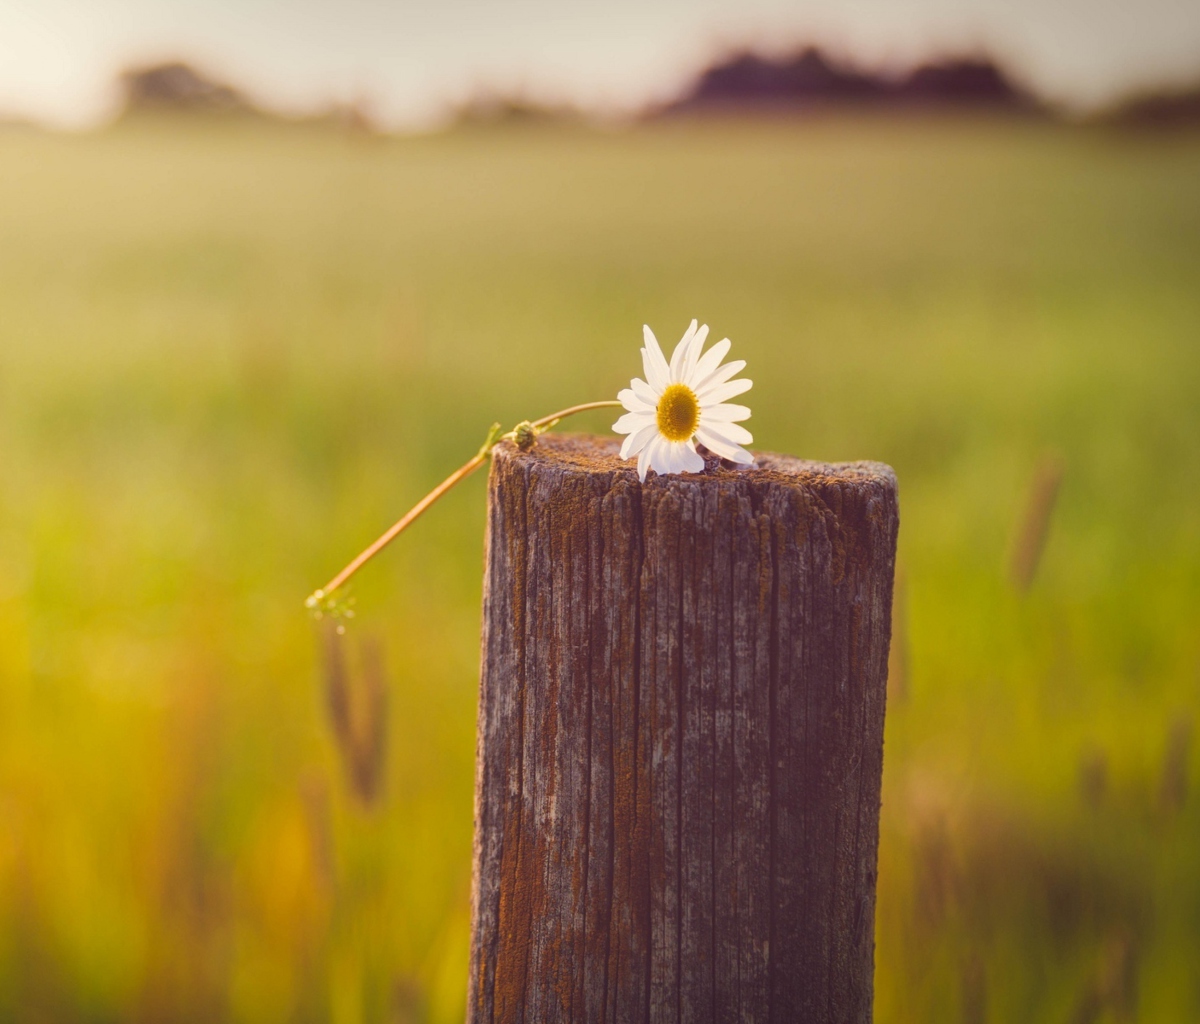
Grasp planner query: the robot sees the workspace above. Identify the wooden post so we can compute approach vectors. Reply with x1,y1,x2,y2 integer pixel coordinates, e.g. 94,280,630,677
469,434,899,1024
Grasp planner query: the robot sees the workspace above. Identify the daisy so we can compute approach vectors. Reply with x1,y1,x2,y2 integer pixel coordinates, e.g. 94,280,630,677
613,320,754,482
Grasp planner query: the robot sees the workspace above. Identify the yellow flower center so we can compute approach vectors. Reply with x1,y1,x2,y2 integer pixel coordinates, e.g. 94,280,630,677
656,383,700,442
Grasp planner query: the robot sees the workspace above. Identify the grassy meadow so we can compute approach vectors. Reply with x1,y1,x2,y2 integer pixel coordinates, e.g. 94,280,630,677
0,113,1198,1021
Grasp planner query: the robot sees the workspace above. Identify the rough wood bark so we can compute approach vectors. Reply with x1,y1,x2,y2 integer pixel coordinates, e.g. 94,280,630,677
469,434,898,1024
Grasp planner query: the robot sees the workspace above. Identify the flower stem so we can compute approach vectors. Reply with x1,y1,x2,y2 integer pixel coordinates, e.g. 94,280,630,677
530,400,623,430
312,451,488,601
308,399,623,607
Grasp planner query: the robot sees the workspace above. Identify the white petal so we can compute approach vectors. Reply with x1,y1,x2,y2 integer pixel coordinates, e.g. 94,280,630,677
704,420,753,445
621,421,658,459
637,439,653,482
618,387,654,414
648,435,673,478
697,377,753,404
701,403,751,422
680,440,705,473
613,410,654,435
668,320,698,381
642,326,670,391
693,358,745,396
641,349,667,393
630,377,659,406
687,337,730,387
653,441,674,475
652,434,672,477
695,424,754,464
680,324,709,384
663,441,686,475
652,437,708,475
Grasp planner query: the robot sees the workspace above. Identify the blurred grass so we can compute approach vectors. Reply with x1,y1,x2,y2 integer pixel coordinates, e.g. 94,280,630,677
0,113,1197,1022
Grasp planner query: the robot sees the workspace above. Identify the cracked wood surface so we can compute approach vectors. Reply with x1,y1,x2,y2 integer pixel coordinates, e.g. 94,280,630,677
469,434,898,1024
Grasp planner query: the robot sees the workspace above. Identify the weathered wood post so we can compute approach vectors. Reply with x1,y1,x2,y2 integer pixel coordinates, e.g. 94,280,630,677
470,434,898,1023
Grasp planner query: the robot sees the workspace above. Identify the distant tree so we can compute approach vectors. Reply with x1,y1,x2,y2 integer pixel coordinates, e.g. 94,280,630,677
661,46,1046,116
1103,82,1200,128
451,93,583,128
119,62,253,116
688,48,888,106
897,58,1036,108
671,48,887,112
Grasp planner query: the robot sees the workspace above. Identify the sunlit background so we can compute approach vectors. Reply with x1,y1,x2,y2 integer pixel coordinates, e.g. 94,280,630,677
1,0,1198,1020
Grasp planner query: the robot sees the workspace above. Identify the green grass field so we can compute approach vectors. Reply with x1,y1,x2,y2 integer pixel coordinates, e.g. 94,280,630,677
0,114,1197,1022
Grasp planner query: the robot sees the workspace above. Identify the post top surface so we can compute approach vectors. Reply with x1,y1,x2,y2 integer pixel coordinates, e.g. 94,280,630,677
494,433,896,496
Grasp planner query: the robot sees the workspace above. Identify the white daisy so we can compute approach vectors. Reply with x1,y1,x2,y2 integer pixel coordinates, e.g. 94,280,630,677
612,320,754,482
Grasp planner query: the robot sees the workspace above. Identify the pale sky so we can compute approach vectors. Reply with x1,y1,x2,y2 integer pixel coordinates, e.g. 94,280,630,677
2,0,1199,128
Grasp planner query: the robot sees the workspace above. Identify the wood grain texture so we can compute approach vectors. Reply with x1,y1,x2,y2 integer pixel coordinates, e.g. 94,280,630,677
469,434,899,1024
